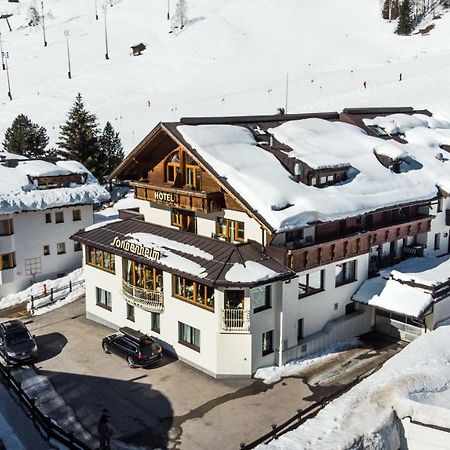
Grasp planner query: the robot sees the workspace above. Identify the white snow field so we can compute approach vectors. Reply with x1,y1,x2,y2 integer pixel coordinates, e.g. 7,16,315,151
260,323,450,450
0,0,449,154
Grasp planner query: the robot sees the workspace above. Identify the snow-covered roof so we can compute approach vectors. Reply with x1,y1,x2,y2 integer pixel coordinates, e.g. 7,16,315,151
353,256,450,318
177,113,450,232
0,159,109,214
260,324,450,450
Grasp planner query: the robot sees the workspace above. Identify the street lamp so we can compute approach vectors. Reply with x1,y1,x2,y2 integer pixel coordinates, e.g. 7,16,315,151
0,33,5,70
64,30,71,79
4,51,12,100
167,0,170,20
95,0,99,20
41,1,48,47
103,3,109,60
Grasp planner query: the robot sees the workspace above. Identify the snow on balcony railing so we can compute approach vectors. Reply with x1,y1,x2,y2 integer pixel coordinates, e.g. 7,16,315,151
221,308,251,333
122,279,164,312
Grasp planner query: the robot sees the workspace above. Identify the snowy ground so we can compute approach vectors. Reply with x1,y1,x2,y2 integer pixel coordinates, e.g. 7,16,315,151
0,0,449,155
0,267,84,312
260,324,450,450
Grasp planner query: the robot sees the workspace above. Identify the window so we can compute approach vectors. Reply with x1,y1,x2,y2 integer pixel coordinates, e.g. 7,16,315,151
178,322,200,351
327,175,334,182
297,318,304,344
74,242,82,252
311,176,317,186
185,156,201,190
335,260,357,287
437,198,443,213
434,233,441,250
127,303,135,322
334,302,339,310
0,219,13,236
123,259,162,290
45,213,52,224
43,245,50,256
96,287,112,311
262,330,274,356
0,252,15,271
87,246,116,273
166,151,181,183
286,229,304,245
216,218,245,242
57,242,66,255
25,257,42,276
253,285,271,313
72,209,81,221
151,312,160,333
55,212,64,223
171,208,196,233
298,269,324,298
173,275,214,311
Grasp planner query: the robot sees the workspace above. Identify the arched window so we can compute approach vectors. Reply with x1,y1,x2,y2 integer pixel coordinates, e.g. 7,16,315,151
185,155,201,190
166,151,181,183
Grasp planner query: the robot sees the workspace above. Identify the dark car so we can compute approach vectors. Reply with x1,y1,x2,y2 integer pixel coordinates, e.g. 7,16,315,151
102,327,162,368
0,320,38,365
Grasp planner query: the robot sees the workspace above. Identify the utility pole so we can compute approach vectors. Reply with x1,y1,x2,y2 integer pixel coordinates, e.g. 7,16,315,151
285,73,289,114
4,51,12,100
95,0,99,20
103,4,109,60
0,33,5,70
64,30,71,79
167,0,170,20
41,1,48,47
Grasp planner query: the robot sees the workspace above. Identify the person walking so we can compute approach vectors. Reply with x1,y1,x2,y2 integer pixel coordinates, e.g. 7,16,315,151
399,73,403,81
363,81,367,89
98,410,112,450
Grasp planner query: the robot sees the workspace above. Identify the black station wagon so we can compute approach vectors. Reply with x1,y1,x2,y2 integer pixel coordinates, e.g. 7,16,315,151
102,327,163,368
0,320,38,365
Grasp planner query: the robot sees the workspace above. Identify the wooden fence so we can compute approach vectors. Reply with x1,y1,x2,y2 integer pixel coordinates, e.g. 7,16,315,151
0,362,92,449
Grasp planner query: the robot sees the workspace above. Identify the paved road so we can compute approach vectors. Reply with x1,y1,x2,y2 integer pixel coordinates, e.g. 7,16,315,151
2,299,405,450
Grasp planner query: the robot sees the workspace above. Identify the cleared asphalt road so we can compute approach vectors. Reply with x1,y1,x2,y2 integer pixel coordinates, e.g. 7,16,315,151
6,298,404,450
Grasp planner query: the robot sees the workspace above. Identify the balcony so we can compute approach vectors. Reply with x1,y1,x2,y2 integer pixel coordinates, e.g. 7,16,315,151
132,181,224,213
221,308,251,333
266,215,433,272
122,279,164,312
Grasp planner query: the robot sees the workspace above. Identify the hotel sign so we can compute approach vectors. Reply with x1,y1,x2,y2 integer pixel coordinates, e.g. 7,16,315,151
154,191,177,203
111,237,161,261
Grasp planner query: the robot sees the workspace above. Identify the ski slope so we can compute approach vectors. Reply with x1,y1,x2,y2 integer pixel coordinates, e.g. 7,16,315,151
0,0,449,154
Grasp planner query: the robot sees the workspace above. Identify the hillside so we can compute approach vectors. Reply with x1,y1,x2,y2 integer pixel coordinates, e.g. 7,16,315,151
0,0,449,153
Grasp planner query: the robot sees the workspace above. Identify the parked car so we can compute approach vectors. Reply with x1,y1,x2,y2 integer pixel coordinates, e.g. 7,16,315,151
0,320,38,366
102,327,162,368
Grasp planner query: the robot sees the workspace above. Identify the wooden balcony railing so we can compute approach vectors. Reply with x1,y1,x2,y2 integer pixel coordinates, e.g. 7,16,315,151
132,181,224,213
122,279,164,312
266,216,433,272
221,308,251,333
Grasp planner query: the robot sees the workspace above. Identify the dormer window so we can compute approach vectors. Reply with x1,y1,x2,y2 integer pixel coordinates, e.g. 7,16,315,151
308,170,347,188
166,151,181,183
367,125,389,137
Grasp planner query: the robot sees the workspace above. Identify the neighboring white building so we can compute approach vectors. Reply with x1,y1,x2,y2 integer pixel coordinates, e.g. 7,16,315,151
0,152,109,299
73,107,450,378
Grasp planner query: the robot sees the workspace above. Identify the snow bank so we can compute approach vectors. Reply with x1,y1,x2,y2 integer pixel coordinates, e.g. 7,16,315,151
254,338,360,384
260,324,450,450
178,114,450,231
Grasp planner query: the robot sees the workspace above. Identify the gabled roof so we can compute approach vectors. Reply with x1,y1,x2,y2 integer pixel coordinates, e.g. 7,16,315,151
71,218,295,288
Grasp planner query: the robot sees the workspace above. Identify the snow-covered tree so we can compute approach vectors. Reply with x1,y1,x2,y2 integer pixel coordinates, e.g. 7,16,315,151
57,93,104,179
99,121,124,179
3,114,49,158
172,0,188,30
396,0,414,35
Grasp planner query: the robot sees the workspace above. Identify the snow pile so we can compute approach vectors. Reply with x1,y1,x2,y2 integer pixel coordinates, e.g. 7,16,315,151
178,114,450,231
0,159,109,214
254,338,360,384
260,324,450,450
225,261,278,283
126,232,208,278
373,143,408,160
0,268,84,312
354,256,450,317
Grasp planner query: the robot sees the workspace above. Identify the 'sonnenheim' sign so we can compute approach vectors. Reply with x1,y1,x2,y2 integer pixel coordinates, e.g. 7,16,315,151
111,237,161,261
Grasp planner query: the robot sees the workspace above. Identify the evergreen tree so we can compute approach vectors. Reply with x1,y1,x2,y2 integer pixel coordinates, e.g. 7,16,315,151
2,114,49,158
99,121,124,179
57,93,103,179
396,0,414,35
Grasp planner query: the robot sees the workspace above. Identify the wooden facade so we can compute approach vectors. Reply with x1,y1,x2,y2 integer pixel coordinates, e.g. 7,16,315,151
266,216,433,271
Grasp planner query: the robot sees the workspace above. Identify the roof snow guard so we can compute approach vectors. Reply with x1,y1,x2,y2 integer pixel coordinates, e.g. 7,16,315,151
71,218,295,288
